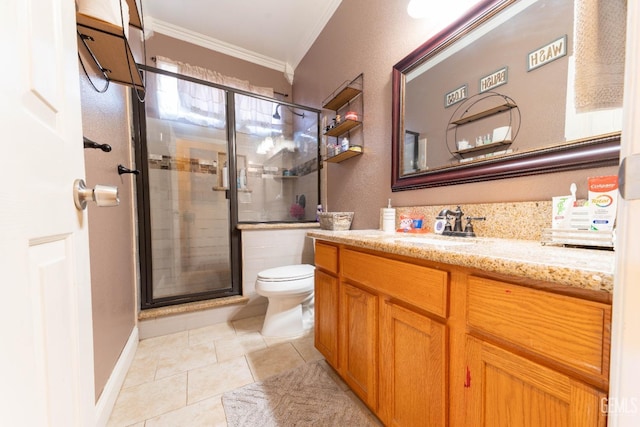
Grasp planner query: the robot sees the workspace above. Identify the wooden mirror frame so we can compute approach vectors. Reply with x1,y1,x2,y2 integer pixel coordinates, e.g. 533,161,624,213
391,0,621,191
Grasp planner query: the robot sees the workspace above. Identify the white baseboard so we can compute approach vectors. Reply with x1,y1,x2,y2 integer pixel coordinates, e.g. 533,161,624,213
94,326,139,427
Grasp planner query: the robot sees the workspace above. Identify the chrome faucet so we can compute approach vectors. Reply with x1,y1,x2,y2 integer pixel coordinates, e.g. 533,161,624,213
437,206,485,237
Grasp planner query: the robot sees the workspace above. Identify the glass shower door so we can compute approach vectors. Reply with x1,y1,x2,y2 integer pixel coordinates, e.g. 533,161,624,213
137,67,237,306
134,65,319,308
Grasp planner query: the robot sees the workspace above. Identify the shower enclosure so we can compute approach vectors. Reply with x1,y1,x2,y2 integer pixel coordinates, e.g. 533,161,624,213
133,65,320,308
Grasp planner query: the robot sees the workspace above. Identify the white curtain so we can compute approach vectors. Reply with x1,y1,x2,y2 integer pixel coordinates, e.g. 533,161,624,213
155,56,275,130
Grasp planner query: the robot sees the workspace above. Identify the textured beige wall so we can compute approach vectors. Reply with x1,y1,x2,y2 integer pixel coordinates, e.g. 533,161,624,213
79,76,137,400
293,0,618,230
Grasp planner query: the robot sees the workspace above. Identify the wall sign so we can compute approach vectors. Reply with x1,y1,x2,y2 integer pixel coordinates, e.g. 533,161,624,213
527,35,567,71
444,84,468,108
479,67,508,93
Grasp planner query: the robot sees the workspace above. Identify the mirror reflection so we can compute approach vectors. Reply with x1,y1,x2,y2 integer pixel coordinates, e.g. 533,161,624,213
393,0,625,189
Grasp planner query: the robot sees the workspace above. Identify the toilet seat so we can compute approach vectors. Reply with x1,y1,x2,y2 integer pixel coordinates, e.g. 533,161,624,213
257,264,315,282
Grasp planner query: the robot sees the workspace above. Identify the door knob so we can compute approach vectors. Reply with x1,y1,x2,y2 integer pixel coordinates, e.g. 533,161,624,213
73,179,119,210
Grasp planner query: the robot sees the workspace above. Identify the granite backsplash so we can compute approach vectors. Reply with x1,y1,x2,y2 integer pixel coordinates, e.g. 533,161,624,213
387,201,553,241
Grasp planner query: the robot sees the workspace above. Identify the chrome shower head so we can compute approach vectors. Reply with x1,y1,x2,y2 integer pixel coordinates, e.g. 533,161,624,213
273,104,281,120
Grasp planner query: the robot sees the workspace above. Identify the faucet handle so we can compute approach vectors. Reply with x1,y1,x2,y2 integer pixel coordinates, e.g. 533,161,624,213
463,216,486,236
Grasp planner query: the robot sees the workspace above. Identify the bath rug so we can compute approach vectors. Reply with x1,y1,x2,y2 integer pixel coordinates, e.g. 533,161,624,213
222,360,378,426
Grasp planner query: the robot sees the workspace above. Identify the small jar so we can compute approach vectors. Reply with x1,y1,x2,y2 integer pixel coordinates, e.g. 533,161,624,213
341,137,349,151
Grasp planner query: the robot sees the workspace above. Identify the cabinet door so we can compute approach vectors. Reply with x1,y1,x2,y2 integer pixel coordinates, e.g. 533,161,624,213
340,282,378,409
379,300,446,427
464,335,607,427
314,270,339,368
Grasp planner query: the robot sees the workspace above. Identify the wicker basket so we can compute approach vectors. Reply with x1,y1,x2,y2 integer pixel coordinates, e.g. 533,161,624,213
319,212,354,230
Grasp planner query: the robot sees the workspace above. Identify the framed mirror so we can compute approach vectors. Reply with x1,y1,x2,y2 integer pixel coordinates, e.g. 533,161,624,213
391,0,624,191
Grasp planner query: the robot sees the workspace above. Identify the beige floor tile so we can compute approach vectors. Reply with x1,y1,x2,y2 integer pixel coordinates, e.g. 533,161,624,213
134,331,190,364
122,353,159,389
122,331,192,389
155,341,218,379
231,315,265,335
107,373,187,427
145,395,227,427
189,322,236,346
261,328,311,347
109,319,331,425
214,331,266,361
291,333,324,362
245,342,306,381
187,356,254,404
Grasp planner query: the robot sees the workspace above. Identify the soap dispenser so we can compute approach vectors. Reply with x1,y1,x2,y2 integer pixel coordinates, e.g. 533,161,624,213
382,199,396,233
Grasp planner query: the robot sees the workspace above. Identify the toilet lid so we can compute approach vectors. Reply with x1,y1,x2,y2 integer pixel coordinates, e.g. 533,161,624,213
257,264,315,282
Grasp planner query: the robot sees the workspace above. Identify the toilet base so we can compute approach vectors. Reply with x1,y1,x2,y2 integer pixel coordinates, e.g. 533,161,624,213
261,293,314,338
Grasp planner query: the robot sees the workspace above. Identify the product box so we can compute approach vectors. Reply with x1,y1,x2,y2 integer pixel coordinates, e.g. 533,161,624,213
588,176,618,231
552,195,573,229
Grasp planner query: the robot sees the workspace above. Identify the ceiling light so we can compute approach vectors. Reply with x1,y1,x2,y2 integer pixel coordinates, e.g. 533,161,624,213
407,0,429,18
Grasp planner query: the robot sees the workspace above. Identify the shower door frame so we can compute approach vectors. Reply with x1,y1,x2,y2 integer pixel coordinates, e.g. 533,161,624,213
132,66,244,309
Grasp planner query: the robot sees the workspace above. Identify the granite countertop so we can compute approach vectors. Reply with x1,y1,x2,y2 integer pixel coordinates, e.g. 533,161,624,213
307,229,615,293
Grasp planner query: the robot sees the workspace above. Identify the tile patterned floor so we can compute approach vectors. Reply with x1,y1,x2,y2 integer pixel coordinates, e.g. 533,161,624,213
107,315,377,426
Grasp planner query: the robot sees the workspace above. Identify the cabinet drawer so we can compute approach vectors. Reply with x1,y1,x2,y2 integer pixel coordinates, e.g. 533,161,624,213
341,248,448,318
315,241,338,274
467,276,610,378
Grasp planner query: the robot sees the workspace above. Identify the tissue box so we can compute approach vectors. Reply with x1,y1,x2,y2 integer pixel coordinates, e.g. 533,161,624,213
319,212,354,230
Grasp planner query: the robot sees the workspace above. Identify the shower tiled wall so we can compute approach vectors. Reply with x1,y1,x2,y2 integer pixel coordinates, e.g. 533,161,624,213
149,167,231,298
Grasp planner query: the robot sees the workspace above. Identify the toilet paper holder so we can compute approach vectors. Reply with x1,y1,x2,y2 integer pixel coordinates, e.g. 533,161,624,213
73,179,119,210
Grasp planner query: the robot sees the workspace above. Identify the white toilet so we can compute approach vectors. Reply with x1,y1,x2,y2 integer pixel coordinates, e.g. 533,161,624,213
255,264,315,338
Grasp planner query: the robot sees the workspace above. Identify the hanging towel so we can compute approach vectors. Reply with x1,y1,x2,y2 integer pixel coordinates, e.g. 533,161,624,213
574,0,626,112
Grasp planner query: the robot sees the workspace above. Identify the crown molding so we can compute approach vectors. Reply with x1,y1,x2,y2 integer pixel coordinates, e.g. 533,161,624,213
145,17,291,75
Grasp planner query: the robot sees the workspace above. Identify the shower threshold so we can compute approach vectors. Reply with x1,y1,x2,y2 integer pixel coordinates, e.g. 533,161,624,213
138,295,249,320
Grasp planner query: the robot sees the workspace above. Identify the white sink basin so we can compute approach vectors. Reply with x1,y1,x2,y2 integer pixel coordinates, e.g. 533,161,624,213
395,237,473,247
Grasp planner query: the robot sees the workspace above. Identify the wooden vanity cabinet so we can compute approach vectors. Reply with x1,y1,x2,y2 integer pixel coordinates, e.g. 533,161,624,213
464,335,606,426
340,282,378,409
460,275,610,426
314,243,448,424
379,299,446,426
314,242,340,368
313,240,611,427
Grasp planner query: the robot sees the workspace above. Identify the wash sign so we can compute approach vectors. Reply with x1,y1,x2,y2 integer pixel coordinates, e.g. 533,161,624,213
528,35,567,71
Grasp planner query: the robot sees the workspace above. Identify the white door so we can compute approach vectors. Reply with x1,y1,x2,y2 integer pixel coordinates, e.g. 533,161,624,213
609,1,640,425
0,0,95,426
